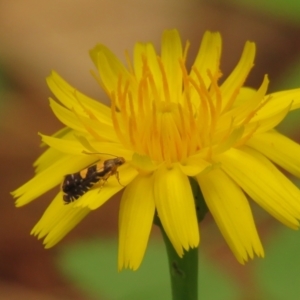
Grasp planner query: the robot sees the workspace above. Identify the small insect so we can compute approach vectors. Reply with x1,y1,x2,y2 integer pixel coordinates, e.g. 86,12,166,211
62,156,125,204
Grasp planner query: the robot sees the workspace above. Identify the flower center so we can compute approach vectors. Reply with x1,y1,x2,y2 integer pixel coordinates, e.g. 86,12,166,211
112,91,194,164
109,57,223,164
110,53,266,165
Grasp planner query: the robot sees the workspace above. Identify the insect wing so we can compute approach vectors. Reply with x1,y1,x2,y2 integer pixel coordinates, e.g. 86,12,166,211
62,157,125,204
62,163,104,203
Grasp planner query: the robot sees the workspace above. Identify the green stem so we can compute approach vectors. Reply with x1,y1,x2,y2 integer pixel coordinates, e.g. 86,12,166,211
155,178,207,300
160,225,198,300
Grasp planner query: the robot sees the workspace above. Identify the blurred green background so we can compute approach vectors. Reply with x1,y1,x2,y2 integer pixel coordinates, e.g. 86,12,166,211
1,0,300,299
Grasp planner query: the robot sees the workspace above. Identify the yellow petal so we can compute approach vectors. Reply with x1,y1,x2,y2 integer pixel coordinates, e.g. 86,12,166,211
153,164,199,256
161,29,183,102
50,98,119,142
221,41,255,110
223,75,269,124
245,146,300,210
40,133,87,155
13,154,97,206
40,133,131,160
219,147,300,229
72,186,114,210
47,71,112,124
234,87,256,105
249,89,300,126
134,42,161,87
118,174,155,270
191,31,222,89
39,127,71,148
178,157,212,176
247,130,300,178
49,98,89,132
248,101,291,134
34,128,74,173
34,147,66,174
31,192,90,248
197,168,264,263
258,89,300,117
90,44,132,94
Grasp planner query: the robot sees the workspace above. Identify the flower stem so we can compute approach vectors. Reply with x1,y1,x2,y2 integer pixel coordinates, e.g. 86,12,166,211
160,225,198,300
155,178,207,300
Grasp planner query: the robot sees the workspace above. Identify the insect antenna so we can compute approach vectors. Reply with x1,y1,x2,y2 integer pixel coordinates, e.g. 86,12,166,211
82,151,119,158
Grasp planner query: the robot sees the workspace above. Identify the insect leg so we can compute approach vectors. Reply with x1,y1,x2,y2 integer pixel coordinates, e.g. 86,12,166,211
115,171,124,186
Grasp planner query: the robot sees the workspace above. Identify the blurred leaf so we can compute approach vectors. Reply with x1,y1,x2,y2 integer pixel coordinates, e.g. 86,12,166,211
231,0,300,23
276,109,300,135
276,58,300,91
57,237,239,300
256,227,300,299
275,58,300,134
0,66,9,114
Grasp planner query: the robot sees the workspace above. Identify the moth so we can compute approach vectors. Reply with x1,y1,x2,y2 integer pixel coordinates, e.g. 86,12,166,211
62,156,125,204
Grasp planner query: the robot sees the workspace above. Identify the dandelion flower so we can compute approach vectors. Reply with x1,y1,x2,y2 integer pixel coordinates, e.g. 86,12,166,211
12,29,300,270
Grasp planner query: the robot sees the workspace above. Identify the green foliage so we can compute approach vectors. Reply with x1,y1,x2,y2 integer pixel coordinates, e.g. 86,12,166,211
233,0,300,23
275,58,300,134
256,228,300,299
57,238,238,300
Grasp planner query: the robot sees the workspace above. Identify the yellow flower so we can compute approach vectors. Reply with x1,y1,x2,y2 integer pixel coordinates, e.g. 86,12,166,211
12,29,300,270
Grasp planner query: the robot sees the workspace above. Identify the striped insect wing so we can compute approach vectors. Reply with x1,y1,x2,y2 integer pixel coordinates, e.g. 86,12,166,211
62,165,104,204
62,156,125,204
